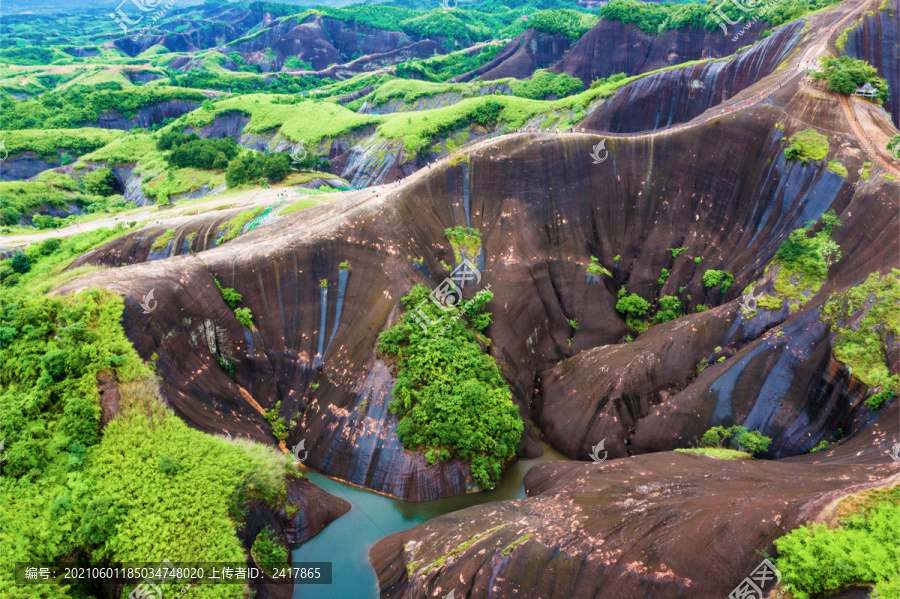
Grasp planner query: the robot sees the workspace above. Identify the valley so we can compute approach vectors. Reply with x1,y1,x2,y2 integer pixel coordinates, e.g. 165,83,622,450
1,0,898,597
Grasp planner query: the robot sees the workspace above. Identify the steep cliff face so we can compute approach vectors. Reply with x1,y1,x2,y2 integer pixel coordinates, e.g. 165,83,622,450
1,152,60,181
579,20,804,132
453,29,572,82
57,74,896,502
369,401,897,599
90,99,202,130
551,18,769,84
229,15,431,72
109,6,270,57
240,474,350,599
844,0,899,128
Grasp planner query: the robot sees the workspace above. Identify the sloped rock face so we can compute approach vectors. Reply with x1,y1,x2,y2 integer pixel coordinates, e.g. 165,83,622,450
299,38,446,80
1,152,60,181
454,29,572,82
109,5,269,56
91,99,202,130
240,474,350,599
551,19,769,84
844,0,900,128
369,401,898,599
57,81,897,500
580,20,804,132
229,15,428,71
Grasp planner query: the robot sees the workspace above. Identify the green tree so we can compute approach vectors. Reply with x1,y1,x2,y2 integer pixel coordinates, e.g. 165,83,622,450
82,166,117,196
10,252,30,274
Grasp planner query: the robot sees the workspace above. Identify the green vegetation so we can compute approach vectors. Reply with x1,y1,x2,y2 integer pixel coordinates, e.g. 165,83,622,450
702,270,735,294
668,247,688,258
826,159,848,177
215,279,243,308
1,83,206,130
658,268,670,285
82,166,117,197
784,129,830,162
279,199,319,215
418,524,507,576
150,229,176,251
587,256,611,277
395,44,504,83
674,447,752,459
378,284,522,489
812,56,890,104
446,226,483,262
700,425,772,456
655,296,681,323
616,291,651,330
502,533,533,556
234,307,255,329
598,0,842,34
0,175,119,227
217,207,265,244
821,270,899,409
766,210,843,310
252,526,289,574
0,284,296,599
263,401,288,443
508,70,584,100
0,128,123,158
775,486,899,599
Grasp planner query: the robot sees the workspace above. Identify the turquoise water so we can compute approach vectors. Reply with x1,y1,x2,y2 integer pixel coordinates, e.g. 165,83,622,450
292,445,567,598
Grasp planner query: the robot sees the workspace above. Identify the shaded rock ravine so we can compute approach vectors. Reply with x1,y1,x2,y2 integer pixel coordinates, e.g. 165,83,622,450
370,401,898,598
56,79,898,501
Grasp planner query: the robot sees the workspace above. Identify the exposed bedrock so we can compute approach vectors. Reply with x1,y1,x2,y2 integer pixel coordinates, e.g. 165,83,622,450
551,18,769,84
58,98,896,499
90,99,202,130
454,29,572,83
109,6,270,56
292,39,446,81
0,152,61,181
229,15,429,71
370,402,898,599
844,0,900,128
241,474,350,599
580,20,803,133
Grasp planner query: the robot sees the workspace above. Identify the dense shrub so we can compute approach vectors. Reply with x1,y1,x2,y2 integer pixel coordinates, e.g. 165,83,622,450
81,166,117,196
700,425,772,455
252,526,289,573
775,486,899,599
812,56,890,104
378,284,522,489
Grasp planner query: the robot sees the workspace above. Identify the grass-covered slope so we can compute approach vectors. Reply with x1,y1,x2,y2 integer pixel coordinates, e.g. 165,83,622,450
0,261,300,598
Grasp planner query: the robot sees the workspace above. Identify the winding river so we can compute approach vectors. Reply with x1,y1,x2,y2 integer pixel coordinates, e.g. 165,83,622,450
292,444,568,598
